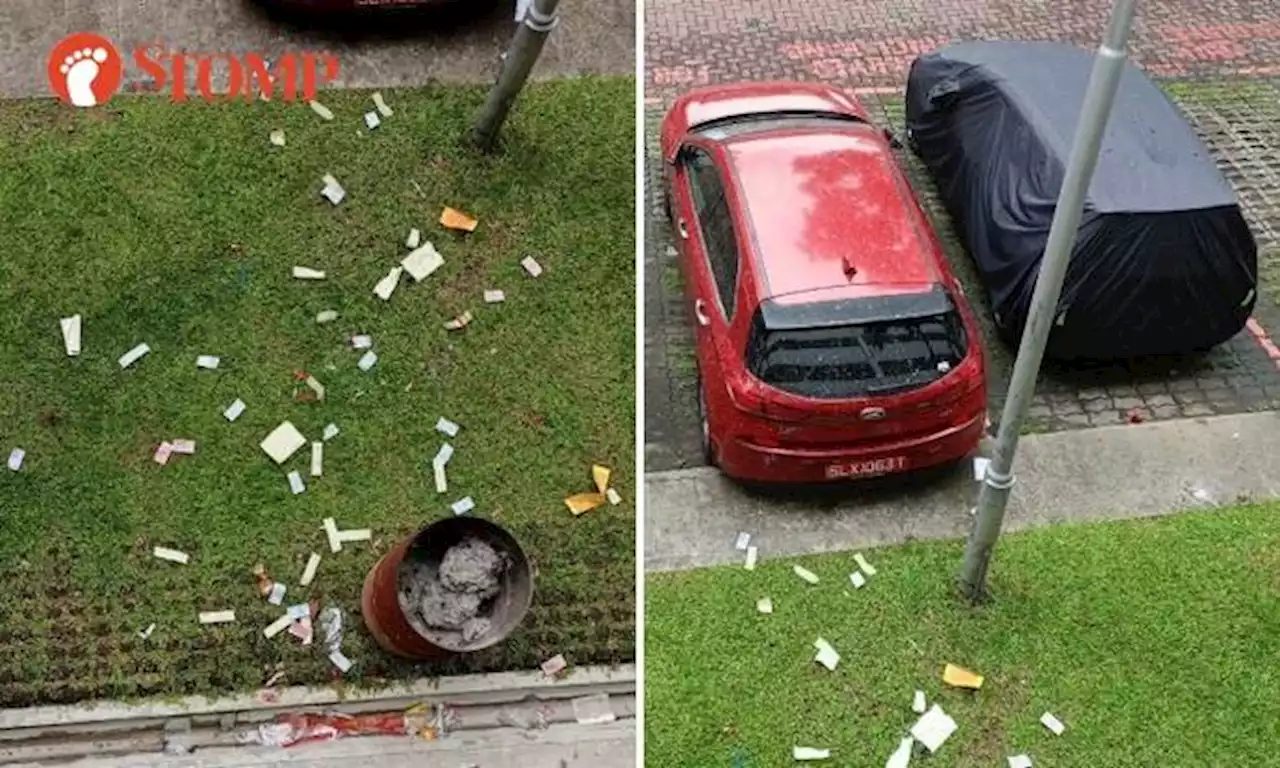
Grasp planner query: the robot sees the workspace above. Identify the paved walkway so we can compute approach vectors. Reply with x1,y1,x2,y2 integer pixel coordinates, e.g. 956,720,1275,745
0,0,634,100
645,411,1280,572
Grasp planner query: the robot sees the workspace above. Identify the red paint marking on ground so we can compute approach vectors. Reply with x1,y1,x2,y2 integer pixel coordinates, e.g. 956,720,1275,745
649,64,711,88
1246,317,1280,366
852,86,904,96
1156,21,1280,44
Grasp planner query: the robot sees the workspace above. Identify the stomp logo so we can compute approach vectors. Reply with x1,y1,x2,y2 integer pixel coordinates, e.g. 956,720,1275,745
47,32,340,108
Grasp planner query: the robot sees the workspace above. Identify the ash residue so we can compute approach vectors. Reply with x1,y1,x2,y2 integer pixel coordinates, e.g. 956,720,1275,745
401,538,510,647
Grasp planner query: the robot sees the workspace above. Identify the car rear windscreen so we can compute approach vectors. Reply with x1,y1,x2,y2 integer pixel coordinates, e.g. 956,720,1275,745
746,291,968,399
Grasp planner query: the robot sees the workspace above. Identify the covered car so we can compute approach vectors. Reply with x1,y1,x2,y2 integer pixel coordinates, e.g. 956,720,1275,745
905,40,1258,360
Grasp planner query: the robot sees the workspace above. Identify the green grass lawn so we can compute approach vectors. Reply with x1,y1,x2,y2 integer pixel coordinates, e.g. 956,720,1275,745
0,77,635,706
646,505,1280,767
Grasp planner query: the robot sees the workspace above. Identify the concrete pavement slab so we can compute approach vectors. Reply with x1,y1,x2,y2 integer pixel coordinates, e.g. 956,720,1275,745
645,411,1280,572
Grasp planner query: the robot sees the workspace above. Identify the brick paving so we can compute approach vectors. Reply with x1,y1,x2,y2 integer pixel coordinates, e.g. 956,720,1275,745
644,0,1280,471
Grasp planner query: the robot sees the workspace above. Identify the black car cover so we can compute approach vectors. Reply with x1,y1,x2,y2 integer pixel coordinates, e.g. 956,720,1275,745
905,41,1258,360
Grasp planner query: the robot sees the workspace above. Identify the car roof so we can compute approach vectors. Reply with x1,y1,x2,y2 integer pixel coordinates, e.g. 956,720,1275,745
722,126,940,303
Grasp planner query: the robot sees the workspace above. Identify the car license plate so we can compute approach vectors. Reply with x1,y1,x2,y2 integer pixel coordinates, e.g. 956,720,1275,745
826,456,907,479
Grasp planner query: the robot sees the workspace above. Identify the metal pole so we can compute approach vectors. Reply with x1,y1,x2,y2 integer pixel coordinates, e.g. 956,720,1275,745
958,0,1139,601
470,0,562,150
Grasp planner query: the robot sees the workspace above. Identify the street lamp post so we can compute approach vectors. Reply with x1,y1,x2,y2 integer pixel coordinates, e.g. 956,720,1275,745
958,0,1140,601
470,0,562,150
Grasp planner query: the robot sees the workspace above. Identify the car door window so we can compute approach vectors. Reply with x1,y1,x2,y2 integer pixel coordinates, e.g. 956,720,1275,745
682,147,740,320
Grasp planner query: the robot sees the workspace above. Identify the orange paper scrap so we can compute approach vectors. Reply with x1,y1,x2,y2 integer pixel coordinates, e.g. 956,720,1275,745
565,493,607,516
440,207,478,232
942,663,984,690
592,464,611,494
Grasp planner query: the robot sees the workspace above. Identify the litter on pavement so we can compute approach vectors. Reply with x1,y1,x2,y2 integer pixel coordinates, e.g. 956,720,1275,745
118,343,151,369
269,129,286,147
942,663,984,690
374,267,404,300
793,747,830,761
735,532,751,551
756,597,773,614
308,101,335,121
358,351,378,371
1040,712,1065,735
744,546,758,570
436,417,460,437
223,399,246,422
287,471,306,495
541,654,567,678
196,355,220,370
372,92,394,117
292,267,326,280
885,737,914,768
793,565,820,584
910,705,957,753
7,448,24,472
405,228,421,249
813,638,840,671
451,497,475,516
323,423,340,441
440,207,478,232
153,547,190,565
198,610,236,625
402,242,444,281
483,290,506,304
571,693,616,725
300,553,321,586
913,690,927,714
262,422,307,464
973,456,990,482
310,442,323,477
849,571,867,589
1008,755,1033,768
521,256,544,277
60,315,81,356
853,553,877,576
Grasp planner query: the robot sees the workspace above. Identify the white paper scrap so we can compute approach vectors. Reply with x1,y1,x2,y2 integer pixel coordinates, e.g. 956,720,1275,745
744,546,758,571
484,289,506,304
261,422,307,464
153,547,190,565
436,417,460,437
305,376,325,401
372,92,394,117
374,266,404,300
434,462,448,494
199,610,236,625
886,737,914,768
60,315,81,356
7,448,24,472
452,496,476,516
138,623,156,641
521,256,543,277
854,553,877,576
288,603,311,621
405,228,421,249
320,174,345,205
357,351,378,371
850,571,867,589
756,597,773,614
323,517,342,553
364,111,381,130
913,690,927,714
1040,712,1065,736
571,693,616,725
402,243,444,281
293,266,326,280
329,650,353,673
223,399,246,422
337,528,371,543
288,471,305,495
735,532,751,551
973,456,990,482
1008,756,1033,768
911,705,957,754
813,638,840,671
793,747,830,761
323,423,340,441
267,582,287,605
269,129,286,146
300,553,321,587
606,487,622,505
170,439,196,455
263,613,292,639
118,343,151,369
434,443,455,467
196,355,220,370
309,100,334,120
793,565,820,584
310,442,323,477
316,309,339,324
351,334,373,350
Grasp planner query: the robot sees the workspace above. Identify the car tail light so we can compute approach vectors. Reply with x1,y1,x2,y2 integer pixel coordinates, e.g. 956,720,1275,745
725,375,808,423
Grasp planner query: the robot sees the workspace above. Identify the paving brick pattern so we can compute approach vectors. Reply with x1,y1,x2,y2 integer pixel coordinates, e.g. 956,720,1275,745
644,0,1280,470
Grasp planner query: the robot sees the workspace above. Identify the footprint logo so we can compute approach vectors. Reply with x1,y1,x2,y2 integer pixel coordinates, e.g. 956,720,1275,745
47,33,123,108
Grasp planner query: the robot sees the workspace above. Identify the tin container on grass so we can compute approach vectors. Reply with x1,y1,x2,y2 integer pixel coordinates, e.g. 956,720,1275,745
362,516,533,659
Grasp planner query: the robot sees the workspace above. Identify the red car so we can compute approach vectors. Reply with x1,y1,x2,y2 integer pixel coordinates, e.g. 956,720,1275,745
660,81,987,484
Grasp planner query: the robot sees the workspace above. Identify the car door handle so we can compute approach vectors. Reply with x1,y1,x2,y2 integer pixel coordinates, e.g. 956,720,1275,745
694,299,711,327
677,220,689,239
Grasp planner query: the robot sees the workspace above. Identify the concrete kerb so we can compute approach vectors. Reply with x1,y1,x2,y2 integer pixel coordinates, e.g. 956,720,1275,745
0,664,635,740
645,411,1280,572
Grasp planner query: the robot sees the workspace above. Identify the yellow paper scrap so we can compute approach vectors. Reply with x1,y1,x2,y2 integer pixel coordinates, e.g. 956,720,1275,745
592,464,611,494
565,493,607,516
440,207,478,232
942,663,984,690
